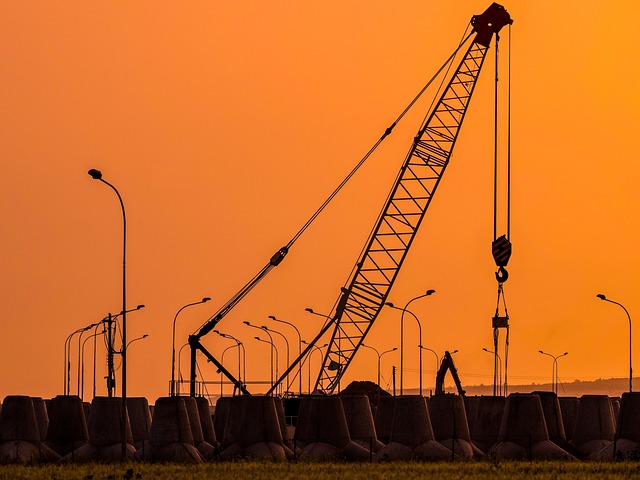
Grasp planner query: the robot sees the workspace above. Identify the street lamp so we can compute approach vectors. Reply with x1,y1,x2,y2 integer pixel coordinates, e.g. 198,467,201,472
538,350,568,394
597,294,633,392
220,344,240,397
214,330,245,392
361,344,397,388
483,348,502,396
269,315,303,395
245,321,277,387
64,326,87,395
171,297,211,396
420,346,440,379
127,334,149,349
255,336,278,393
301,340,328,394
88,168,128,460
386,289,435,396
262,325,290,393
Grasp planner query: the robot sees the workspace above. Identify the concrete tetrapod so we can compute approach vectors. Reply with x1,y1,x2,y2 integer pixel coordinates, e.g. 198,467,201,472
489,393,574,460
183,396,215,460
219,395,289,461
195,396,216,448
126,397,152,457
592,392,640,460
294,396,369,461
44,395,89,459
558,397,580,442
213,396,231,446
463,396,481,442
533,391,582,459
148,396,202,463
471,396,505,453
340,394,384,453
570,395,615,459
374,396,451,462
65,396,136,462
428,394,479,459
0,395,60,463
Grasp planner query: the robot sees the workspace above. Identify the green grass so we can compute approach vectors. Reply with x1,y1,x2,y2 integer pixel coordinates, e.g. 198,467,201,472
1,461,640,480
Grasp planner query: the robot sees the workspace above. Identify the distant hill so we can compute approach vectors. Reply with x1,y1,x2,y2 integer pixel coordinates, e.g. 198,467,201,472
401,377,635,398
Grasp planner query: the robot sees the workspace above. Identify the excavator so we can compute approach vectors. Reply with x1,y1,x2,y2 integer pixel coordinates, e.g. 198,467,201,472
188,3,513,397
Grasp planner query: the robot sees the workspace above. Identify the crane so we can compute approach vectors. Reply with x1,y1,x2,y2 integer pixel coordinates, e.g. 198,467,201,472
189,3,512,397
268,2,513,395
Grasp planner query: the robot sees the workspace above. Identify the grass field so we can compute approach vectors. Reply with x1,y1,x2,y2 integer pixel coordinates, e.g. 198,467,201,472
1,461,640,480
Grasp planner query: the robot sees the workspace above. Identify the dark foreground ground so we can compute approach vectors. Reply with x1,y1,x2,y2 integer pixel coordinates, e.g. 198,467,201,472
1,461,640,480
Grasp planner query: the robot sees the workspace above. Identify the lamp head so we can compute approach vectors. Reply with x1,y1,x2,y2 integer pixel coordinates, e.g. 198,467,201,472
426,289,436,296
203,297,211,302
483,348,489,352
254,336,261,341
88,169,102,180
136,304,145,310
213,330,220,335
243,321,250,326
268,315,276,320
597,294,606,300
564,352,569,355
305,308,314,313
261,325,268,330
142,334,149,339
385,302,395,308
538,350,544,354
392,347,398,351
452,349,459,354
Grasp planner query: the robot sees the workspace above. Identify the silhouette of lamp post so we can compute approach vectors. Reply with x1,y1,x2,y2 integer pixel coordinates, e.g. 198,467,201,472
597,293,633,392
88,168,129,460
214,330,245,391
301,340,327,393
261,325,290,393
171,297,211,396
255,336,278,393
539,350,568,394
386,289,435,396
269,315,303,395
483,347,502,396
362,344,397,387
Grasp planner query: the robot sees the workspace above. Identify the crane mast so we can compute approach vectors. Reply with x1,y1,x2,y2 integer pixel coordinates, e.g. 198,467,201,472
311,3,512,394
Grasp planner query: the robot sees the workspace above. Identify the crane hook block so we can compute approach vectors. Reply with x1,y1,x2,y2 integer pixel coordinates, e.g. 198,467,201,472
492,235,511,267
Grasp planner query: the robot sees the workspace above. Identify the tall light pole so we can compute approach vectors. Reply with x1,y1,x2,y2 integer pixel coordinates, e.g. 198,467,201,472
269,315,303,395
245,321,277,389
171,297,211,396
88,168,128,460
262,325,290,394
483,347,502,396
301,340,327,394
255,336,278,393
597,294,633,392
386,289,435,396
214,330,245,392
361,344,397,387
64,326,86,395
539,350,568,394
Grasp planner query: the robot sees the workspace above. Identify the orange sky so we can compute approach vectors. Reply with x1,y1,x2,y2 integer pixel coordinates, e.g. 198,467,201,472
1,1,639,402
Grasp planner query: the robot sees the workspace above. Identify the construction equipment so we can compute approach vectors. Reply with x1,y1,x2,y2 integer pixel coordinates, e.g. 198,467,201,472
435,351,466,396
190,3,512,396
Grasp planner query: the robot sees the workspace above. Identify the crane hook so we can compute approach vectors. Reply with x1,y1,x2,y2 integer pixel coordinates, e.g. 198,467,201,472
495,266,509,283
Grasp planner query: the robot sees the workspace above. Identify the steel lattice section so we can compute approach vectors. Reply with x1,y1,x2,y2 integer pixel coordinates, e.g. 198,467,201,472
315,41,489,393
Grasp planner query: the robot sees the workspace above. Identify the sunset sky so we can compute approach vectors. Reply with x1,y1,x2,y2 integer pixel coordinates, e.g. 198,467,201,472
1,1,639,402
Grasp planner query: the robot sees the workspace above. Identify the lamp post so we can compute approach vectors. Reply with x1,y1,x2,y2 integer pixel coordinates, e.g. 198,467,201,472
304,308,332,328
81,330,101,401
64,326,86,395
127,334,149,349
262,325,290,394
538,350,568,394
386,289,435,396
88,168,129,460
220,344,240,397
483,348,502,396
171,297,211,396
214,330,245,392
255,336,278,393
301,340,327,394
597,294,633,392
245,321,277,388
269,315,303,395
361,344,397,387
420,346,440,381
104,305,145,397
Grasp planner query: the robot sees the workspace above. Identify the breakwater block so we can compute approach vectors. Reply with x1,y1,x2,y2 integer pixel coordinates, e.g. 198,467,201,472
570,395,615,459
147,396,202,463
219,395,288,461
44,395,89,458
341,394,384,452
429,394,478,459
471,396,505,453
559,397,579,442
374,396,450,461
489,393,574,460
295,396,369,461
